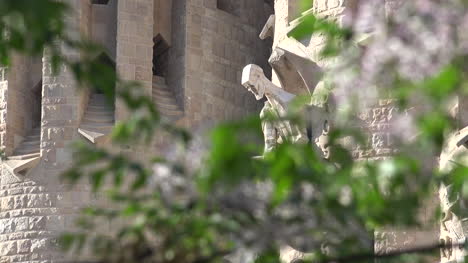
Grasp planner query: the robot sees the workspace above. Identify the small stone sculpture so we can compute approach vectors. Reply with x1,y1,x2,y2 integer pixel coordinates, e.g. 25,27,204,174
242,64,309,152
439,126,468,263
242,64,333,159
439,183,466,263
260,101,278,154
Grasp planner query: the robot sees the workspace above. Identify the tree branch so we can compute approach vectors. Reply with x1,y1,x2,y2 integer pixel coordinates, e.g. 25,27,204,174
320,241,463,263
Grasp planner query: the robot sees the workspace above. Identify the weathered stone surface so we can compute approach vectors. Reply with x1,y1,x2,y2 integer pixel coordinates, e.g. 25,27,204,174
17,239,32,254
30,238,47,253
438,126,468,263
0,241,17,256
0,1,448,263
375,228,439,255
0,1,97,262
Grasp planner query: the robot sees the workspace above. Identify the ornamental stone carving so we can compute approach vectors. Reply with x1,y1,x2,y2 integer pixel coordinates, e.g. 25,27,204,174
439,126,468,263
242,64,309,148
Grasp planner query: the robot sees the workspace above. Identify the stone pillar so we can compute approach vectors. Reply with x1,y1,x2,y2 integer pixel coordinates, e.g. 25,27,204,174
41,0,87,170
1,54,36,157
115,0,154,122
0,0,97,262
166,0,187,112
0,66,8,155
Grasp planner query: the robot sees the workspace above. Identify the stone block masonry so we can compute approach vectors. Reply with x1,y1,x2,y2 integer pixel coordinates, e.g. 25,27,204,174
0,0,338,262
0,0,102,262
181,0,273,126
0,67,7,156
116,0,154,122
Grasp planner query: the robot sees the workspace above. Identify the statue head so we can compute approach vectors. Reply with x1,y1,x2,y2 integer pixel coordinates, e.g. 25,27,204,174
242,64,266,100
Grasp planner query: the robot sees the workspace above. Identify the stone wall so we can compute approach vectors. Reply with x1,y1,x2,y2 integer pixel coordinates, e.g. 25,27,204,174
154,0,172,46
91,1,118,60
2,55,42,157
0,0,99,261
0,0,270,261
268,0,436,261
353,99,399,160
0,178,95,262
0,67,7,155
273,0,398,161
166,0,186,109
77,0,92,124
115,0,154,122
181,0,272,126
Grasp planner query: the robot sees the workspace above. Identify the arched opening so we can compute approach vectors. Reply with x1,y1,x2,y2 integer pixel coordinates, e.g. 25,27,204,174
151,35,182,121
91,0,110,4
153,34,170,77
5,55,43,158
153,0,172,79
11,78,42,157
152,0,183,121
217,0,240,16
31,80,42,129
89,52,116,102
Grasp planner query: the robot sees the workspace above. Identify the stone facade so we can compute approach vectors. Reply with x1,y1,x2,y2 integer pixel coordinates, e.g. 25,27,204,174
180,0,272,126
0,66,8,157
0,0,466,263
242,0,452,262
0,0,273,262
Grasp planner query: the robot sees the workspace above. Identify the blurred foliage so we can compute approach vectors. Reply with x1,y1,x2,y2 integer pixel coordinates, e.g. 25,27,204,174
1,0,468,263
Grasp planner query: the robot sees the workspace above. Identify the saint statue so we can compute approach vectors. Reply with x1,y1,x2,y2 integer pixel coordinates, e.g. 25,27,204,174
242,64,334,160
242,64,309,155
439,126,468,263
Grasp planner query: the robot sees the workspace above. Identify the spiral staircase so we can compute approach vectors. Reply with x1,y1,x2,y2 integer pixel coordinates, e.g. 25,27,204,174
152,76,183,121
78,93,115,144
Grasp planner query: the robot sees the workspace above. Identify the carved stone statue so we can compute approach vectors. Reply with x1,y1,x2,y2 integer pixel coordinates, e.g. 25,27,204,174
242,64,309,149
268,47,322,96
439,184,466,263
242,64,334,159
239,9,333,263
260,101,278,153
440,126,468,172
439,126,468,263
